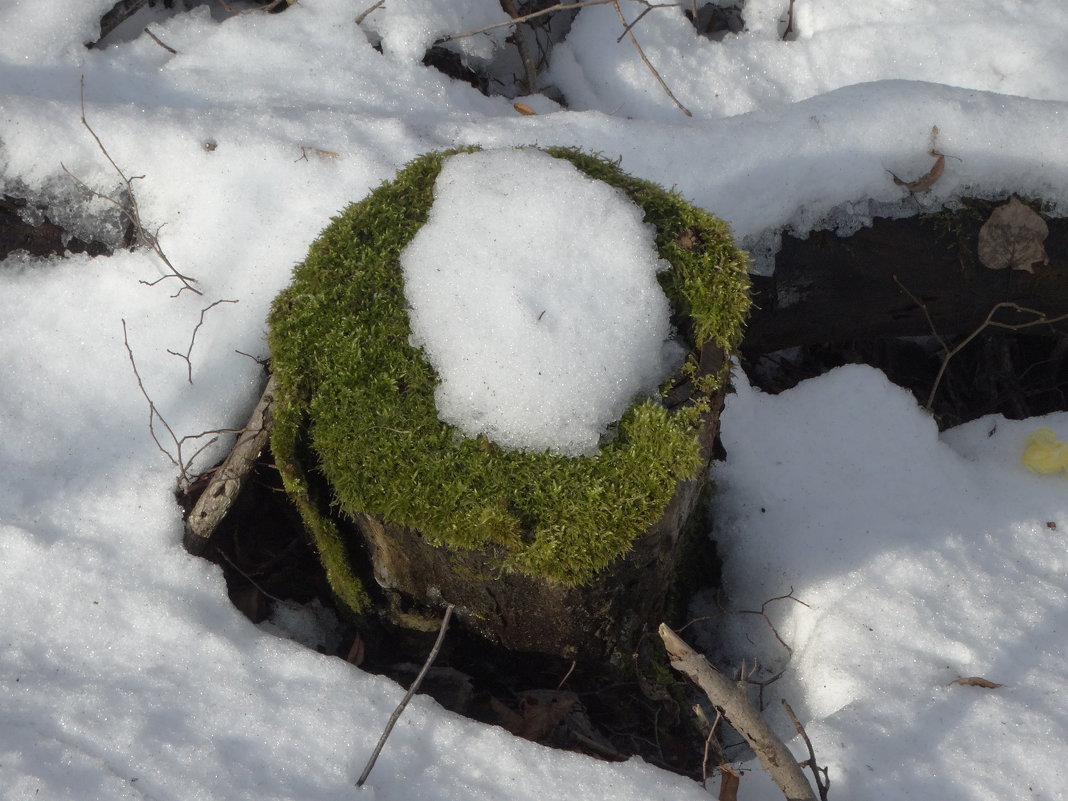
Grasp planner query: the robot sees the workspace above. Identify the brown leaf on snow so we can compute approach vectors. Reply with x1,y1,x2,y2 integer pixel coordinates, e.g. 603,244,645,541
513,102,537,116
978,195,1050,272
891,151,945,193
950,676,1004,689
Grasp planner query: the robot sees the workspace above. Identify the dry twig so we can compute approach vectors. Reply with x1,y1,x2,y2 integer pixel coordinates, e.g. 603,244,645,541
63,76,201,296
355,0,385,26
143,26,178,54
610,0,692,116
781,699,829,801
894,276,1068,409
123,319,241,489
782,0,796,39
437,1,617,42
738,588,810,657
167,299,239,383
218,0,295,14
701,707,724,788
357,605,456,787
437,0,691,115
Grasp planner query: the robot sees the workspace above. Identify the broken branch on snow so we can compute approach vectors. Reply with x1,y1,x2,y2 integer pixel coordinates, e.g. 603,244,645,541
659,623,816,801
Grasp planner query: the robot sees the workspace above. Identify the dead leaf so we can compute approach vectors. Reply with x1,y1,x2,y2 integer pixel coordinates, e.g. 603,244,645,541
676,227,698,250
513,102,536,116
490,691,576,741
229,585,267,623
297,146,340,161
978,195,1050,272
345,633,365,666
950,676,1004,689
1047,521,1058,530
718,764,741,801
891,151,945,193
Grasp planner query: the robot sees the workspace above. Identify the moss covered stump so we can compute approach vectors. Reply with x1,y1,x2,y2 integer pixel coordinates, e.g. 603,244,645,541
267,147,749,664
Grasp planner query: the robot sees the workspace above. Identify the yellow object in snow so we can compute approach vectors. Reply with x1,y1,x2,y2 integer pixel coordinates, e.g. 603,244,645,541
1022,428,1068,475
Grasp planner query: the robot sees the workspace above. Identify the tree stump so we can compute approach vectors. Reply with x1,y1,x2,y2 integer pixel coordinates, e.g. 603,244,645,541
266,147,750,665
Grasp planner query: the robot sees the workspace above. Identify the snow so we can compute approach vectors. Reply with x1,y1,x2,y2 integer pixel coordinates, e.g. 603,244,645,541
2,1,1068,800
402,148,677,455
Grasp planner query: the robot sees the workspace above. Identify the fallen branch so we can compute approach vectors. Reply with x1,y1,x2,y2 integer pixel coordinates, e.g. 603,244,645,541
659,623,816,801
63,76,201,296
357,604,456,787
183,374,276,554
167,299,239,383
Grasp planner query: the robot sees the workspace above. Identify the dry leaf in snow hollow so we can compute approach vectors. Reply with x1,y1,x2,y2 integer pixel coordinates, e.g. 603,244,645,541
891,152,945,193
950,676,1004,689
978,195,1049,272
890,125,946,193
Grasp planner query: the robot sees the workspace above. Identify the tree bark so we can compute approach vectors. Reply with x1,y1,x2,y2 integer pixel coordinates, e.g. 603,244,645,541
353,345,727,665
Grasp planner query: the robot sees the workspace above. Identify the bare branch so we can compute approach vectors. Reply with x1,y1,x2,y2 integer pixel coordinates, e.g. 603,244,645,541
167,299,239,383
144,26,178,54
66,76,201,296
701,707,724,789
895,276,1068,409
614,3,681,41
355,0,385,26
781,700,829,801
123,319,243,488
437,1,615,42
660,624,816,801
738,588,810,657
782,0,796,39
357,605,456,787
610,0,692,117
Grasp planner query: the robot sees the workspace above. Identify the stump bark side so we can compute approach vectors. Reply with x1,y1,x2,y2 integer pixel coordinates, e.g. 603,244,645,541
351,346,727,665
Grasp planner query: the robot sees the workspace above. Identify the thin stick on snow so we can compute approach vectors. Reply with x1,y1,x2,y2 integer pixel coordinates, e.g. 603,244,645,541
357,604,456,788
167,299,239,383
610,0,692,116
781,699,830,801
63,76,201,297
437,1,617,41
123,319,242,489
355,0,385,26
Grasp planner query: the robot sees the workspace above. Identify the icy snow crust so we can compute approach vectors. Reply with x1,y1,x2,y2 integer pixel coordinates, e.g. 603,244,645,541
3,1,1068,800
402,149,676,455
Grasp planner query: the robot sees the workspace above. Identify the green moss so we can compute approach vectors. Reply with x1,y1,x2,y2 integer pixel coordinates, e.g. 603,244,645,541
267,147,749,612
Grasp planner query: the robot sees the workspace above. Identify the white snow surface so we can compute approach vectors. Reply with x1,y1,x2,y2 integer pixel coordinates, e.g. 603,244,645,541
2,1,1068,800
402,148,676,455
